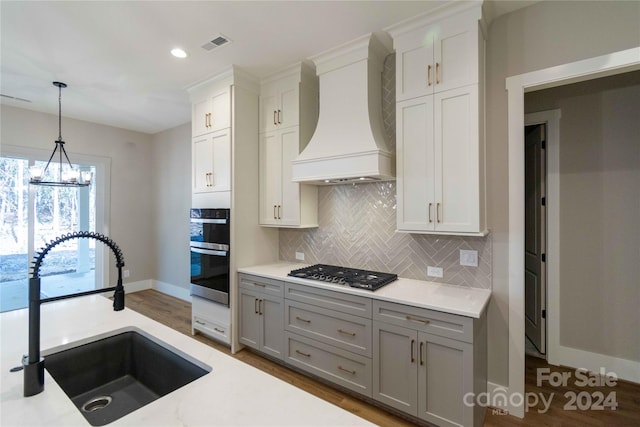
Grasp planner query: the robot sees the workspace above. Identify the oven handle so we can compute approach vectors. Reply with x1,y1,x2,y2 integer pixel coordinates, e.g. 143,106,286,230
190,241,229,251
190,218,228,224
190,247,228,257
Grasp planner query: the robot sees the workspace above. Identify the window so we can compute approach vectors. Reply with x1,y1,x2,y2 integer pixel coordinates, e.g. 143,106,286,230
0,146,109,312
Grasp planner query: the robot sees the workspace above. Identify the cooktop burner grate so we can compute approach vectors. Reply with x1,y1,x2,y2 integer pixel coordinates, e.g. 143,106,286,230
288,264,397,291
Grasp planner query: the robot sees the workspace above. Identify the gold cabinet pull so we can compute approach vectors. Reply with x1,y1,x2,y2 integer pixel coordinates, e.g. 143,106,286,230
428,64,432,86
406,315,431,324
213,327,225,334
337,328,356,337
410,338,415,363
273,110,277,126
253,282,266,287
277,109,282,124
419,341,424,366
428,203,433,223
295,316,311,323
337,365,356,375
295,349,311,358
204,114,208,129
436,62,440,84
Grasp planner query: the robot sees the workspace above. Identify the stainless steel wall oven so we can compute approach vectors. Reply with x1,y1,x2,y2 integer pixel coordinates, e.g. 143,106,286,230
190,208,230,305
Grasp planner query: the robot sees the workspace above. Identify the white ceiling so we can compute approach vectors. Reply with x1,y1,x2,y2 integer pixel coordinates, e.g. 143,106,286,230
0,1,536,135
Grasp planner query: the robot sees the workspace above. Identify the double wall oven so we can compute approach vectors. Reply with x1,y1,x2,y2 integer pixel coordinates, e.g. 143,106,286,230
190,208,230,306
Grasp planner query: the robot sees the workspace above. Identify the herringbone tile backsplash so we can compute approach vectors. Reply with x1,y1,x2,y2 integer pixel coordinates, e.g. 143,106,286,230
279,183,491,289
279,54,491,289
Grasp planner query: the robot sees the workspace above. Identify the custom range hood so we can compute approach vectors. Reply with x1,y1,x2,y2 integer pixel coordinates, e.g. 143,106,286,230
291,33,394,185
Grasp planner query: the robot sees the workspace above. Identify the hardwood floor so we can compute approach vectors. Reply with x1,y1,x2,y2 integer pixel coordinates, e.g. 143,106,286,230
125,290,640,427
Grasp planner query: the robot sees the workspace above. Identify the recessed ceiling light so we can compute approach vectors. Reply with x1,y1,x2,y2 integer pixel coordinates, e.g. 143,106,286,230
171,48,188,59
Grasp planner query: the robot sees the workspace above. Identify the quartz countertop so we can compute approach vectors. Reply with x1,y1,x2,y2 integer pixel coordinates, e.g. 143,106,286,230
0,295,373,426
238,262,491,318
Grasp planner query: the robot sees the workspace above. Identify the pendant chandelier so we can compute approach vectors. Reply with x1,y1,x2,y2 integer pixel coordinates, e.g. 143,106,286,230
29,82,92,187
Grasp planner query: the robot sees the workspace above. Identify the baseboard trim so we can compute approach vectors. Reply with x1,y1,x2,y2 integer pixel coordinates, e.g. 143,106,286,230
123,279,153,293
486,382,513,414
152,280,191,302
552,345,640,384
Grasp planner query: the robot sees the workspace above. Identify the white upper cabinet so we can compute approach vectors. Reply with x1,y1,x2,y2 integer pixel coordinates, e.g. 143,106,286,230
191,84,231,137
390,4,487,236
258,63,319,228
192,129,231,194
390,6,481,102
260,75,300,132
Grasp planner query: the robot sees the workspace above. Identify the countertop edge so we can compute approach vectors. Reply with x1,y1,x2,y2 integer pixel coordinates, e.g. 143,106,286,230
238,263,491,319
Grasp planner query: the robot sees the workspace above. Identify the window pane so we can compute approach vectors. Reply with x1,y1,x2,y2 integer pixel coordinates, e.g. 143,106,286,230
33,161,97,298
0,157,29,312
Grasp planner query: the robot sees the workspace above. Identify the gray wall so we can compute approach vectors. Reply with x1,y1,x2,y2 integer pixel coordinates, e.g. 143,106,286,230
0,105,155,285
525,72,640,362
485,0,640,385
150,123,191,290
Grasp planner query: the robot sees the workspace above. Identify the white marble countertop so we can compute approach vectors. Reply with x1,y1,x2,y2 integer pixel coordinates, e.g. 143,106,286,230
0,295,373,426
238,262,491,318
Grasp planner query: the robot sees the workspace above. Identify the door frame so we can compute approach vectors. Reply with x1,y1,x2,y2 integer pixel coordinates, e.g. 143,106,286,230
505,47,640,418
524,110,561,358
0,144,111,290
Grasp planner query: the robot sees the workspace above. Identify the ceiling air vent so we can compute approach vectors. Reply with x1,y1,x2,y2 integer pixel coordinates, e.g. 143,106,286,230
201,34,232,51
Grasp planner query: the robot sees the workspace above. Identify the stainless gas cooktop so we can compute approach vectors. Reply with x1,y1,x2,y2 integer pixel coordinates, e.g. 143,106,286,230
288,264,397,291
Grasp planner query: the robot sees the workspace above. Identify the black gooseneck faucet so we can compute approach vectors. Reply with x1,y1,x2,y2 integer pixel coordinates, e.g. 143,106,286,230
22,231,126,397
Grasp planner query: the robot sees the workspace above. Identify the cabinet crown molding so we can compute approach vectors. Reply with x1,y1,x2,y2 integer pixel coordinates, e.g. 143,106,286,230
385,2,482,41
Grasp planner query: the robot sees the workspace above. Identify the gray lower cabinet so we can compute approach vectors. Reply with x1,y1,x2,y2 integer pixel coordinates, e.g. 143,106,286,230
373,300,486,427
238,275,486,427
238,274,284,360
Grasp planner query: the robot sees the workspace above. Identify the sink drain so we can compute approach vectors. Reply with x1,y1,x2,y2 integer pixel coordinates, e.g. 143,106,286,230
81,396,113,412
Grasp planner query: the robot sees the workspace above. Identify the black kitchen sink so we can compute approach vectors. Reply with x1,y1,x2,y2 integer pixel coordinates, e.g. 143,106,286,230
44,330,210,426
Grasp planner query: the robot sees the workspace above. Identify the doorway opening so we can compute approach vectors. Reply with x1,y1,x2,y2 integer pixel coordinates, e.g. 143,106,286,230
506,47,640,418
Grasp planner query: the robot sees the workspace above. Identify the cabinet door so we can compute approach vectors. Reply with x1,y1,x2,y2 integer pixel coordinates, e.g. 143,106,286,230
239,289,260,350
192,98,211,137
278,128,301,226
259,132,281,225
396,96,434,232
418,332,473,427
192,135,214,193
209,129,231,192
373,322,418,415
434,85,479,233
260,294,284,360
278,82,299,129
396,36,434,102
260,82,278,133
209,87,231,132
433,20,477,94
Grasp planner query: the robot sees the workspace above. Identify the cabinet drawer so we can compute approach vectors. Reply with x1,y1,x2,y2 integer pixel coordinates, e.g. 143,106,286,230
285,282,371,318
373,300,473,343
285,332,371,397
193,315,230,345
192,295,230,325
285,300,372,357
239,273,284,297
